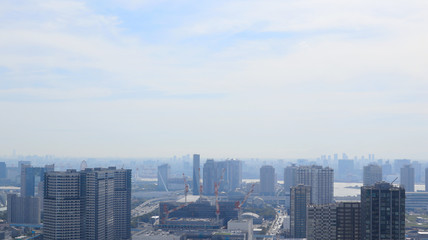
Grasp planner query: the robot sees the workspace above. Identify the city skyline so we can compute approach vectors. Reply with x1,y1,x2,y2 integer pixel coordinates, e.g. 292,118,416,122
1,0,428,159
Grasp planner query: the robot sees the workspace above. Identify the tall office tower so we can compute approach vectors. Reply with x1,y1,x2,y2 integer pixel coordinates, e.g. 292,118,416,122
290,184,311,238
225,159,242,192
426,168,428,192
363,164,382,186
43,170,84,240
361,182,405,240
260,165,275,196
7,194,40,224
192,154,200,195
157,164,169,191
21,164,54,197
82,168,115,240
400,164,415,192
394,159,410,174
336,202,361,240
338,160,354,180
113,168,132,240
296,165,334,204
203,159,217,195
44,168,131,240
0,162,6,178
284,164,297,193
412,161,422,182
307,204,337,240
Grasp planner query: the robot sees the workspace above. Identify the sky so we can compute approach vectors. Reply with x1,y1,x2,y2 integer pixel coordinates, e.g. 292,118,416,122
0,0,427,159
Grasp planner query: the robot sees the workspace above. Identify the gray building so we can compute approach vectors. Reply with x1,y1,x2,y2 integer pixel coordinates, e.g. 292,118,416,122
361,182,405,240
307,204,336,240
290,184,311,238
336,202,360,240
202,159,242,195
7,194,40,224
363,164,382,186
193,154,200,195
203,159,217,195
0,162,6,178
157,164,169,191
426,168,428,192
400,164,415,192
43,167,132,240
260,165,275,196
284,164,297,193
296,165,334,204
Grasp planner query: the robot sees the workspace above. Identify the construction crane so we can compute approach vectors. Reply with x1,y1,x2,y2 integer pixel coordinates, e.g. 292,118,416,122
182,173,189,203
235,184,255,219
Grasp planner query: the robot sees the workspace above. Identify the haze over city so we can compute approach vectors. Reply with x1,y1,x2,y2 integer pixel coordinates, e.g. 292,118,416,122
1,0,428,159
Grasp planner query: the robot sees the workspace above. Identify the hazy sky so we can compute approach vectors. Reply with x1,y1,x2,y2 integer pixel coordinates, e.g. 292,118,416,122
1,0,427,159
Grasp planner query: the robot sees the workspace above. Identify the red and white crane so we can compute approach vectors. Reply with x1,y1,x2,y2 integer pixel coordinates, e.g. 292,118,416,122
235,184,255,219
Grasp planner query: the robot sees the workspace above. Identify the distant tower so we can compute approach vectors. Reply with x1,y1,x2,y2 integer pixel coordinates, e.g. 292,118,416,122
361,182,405,240
290,184,311,238
425,168,428,192
284,164,297,193
157,164,169,191
260,165,275,196
192,154,200,195
203,159,216,195
296,165,334,204
400,164,415,192
363,164,382,186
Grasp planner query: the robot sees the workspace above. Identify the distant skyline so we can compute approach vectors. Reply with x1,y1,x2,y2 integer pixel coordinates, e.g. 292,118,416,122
1,0,428,159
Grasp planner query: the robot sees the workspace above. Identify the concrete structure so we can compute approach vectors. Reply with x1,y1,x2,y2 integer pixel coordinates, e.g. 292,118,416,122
363,164,382,186
202,159,242,195
400,164,415,192
307,204,336,240
0,162,6,178
203,159,217,195
336,201,360,240
260,165,275,196
193,154,200,195
361,182,405,240
290,184,311,238
7,194,40,224
284,164,297,193
227,219,253,240
406,192,428,211
157,164,169,191
113,168,132,240
296,165,334,204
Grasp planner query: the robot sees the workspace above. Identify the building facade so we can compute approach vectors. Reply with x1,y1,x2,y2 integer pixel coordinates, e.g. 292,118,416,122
7,194,40,224
193,154,200,195
284,164,297,193
363,164,382,186
290,184,311,238
400,164,415,192
307,204,336,240
260,165,275,196
360,182,405,240
296,165,334,204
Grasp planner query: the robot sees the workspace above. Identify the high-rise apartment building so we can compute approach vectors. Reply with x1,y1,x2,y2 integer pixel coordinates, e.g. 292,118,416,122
113,168,132,240
203,159,242,195
284,164,297,193
192,154,200,195
157,164,169,191
306,201,361,240
296,165,334,204
400,164,415,192
363,164,382,186
43,167,132,240
7,194,40,224
290,184,311,238
361,182,405,240
260,165,275,196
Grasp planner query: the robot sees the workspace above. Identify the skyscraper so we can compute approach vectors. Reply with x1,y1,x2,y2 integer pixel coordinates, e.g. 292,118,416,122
7,194,40,224
113,168,132,240
284,164,297,193
400,164,415,192
290,184,311,238
336,202,360,240
425,168,428,192
363,164,382,186
203,159,216,195
43,170,84,240
296,165,334,204
43,167,132,240
157,164,169,191
260,165,275,196
192,154,200,195
360,182,405,240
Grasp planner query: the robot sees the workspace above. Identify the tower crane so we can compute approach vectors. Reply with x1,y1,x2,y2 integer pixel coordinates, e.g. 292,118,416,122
235,184,255,219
